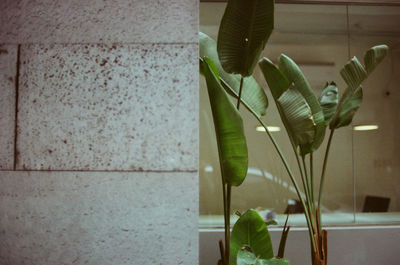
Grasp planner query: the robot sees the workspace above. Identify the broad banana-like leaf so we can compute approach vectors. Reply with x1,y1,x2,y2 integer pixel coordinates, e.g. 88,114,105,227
202,57,248,187
217,0,274,77
259,58,290,99
237,248,290,265
278,54,326,155
364,44,388,74
331,87,363,128
200,32,268,117
259,57,324,155
230,209,273,265
319,82,338,125
330,45,388,129
340,57,367,89
277,85,315,146
258,58,296,147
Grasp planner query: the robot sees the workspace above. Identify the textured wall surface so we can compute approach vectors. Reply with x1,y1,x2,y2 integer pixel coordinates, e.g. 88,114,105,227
0,171,198,265
0,0,198,43
17,44,198,171
0,45,16,169
0,0,199,264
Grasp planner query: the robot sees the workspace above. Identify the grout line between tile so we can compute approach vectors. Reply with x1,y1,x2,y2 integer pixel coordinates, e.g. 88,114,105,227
13,44,21,171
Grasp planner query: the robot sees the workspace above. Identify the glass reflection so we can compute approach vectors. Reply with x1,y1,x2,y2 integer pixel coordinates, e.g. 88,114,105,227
200,2,400,226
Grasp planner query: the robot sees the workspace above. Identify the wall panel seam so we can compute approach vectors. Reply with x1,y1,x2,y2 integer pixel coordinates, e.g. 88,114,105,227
13,44,20,171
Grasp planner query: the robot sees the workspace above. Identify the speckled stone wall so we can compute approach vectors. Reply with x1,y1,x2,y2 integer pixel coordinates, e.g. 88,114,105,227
0,1,199,264
0,45,16,170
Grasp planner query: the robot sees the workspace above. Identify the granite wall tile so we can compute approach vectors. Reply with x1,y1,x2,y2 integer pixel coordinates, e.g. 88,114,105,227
17,43,198,171
0,0,198,44
0,44,16,169
0,171,198,265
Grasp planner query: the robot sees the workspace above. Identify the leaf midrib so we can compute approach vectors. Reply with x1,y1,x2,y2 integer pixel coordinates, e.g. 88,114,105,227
243,0,259,73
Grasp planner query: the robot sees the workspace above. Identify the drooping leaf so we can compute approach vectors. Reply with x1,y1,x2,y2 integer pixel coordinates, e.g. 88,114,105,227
277,85,316,146
259,56,325,154
340,57,367,89
200,32,268,117
202,57,248,186
230,209,273,265
258,58,290,99
364,44,388,74
258,58,296,147
237,248,290,265
330,45,388,129
332,87,363,128
319,82,338,125
217,0,274,77
278,54,326,155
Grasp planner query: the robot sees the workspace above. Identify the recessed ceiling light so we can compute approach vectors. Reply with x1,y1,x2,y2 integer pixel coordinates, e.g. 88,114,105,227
204,165,214,172
353,125,379,131
256,126,281,132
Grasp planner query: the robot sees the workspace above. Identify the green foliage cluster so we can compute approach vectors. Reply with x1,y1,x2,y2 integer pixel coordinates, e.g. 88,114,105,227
199,0,388,264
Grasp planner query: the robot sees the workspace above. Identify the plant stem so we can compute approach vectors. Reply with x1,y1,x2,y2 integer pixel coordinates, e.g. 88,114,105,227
294,150,308,201
225,184,232,263
221,178,228,265
301,155,312,207
236,77,244,110
219,240,225,265
310,152,315,207
301,154,316,235
294,150,313,225
256,117,316,252
318,130,335,209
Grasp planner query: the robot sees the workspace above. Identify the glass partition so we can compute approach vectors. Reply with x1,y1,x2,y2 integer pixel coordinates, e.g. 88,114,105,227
348,5,400,223
200,2,400,227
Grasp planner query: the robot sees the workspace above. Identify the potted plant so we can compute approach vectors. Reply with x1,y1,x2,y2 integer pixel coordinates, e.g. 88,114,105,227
200,1,290,264
200,0,388,264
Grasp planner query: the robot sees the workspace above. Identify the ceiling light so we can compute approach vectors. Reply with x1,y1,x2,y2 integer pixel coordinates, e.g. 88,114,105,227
256,126,281,132
353,125,379,131
204,165,214,172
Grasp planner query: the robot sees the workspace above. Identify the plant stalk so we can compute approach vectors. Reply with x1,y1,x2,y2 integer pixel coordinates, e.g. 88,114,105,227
296,151,314,230
301,155,314,215
221,177,228,265
301,154,318,238
236,77,244,110
219,240,225,265
310,152,315,207
256,117,316,252
225,184,232,264
318,130,335,209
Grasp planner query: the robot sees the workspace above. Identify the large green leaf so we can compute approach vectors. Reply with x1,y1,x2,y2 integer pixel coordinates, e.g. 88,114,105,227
200,32,268,117
364,44,388,74
258,58,296,146
278,54,326,155
319,82,338,125
217,0,274,77
258,58,290,99
230,209,273,265
332,87,363,128
259,56,325,155
202,57,248,187
277,84,315,146
330,45,388,129
237,248,290,265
